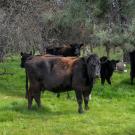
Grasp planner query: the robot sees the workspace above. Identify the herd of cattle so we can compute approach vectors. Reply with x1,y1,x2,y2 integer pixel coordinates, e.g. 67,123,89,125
20,43,135,113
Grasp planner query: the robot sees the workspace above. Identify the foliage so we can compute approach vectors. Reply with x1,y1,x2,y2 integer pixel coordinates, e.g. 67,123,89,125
0,0,44,60
42,0,91,44
1,0,135,60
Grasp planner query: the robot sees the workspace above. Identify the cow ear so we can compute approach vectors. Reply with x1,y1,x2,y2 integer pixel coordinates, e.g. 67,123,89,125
69,44,74,48
80,43,84,48
116,60,119,63
20,52,23,56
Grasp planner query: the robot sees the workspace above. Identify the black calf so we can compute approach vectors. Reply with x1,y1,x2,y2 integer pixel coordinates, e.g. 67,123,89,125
100,56,119,85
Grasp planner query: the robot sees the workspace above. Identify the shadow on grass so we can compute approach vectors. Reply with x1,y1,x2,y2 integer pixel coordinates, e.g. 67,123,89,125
118,78,131,85
0,101,77,119
94,78,135,99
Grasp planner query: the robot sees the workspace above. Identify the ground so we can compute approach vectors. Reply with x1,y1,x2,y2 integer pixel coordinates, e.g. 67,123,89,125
0,56,135,135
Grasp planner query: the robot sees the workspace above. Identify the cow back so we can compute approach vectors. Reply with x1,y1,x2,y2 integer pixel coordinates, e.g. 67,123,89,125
25,56,78,91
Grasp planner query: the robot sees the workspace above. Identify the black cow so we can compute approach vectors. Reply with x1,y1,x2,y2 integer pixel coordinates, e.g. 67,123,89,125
46,43,84,56
129,50,135,84
100,56,119,85
24,54,100,113
46,43,84,98
20,43,83,99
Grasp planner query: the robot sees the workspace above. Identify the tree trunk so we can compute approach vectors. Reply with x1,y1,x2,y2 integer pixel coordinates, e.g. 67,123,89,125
113,47,116,54
0,48,5,62
105,45,110,58
123,50,130,63
90,44,93,53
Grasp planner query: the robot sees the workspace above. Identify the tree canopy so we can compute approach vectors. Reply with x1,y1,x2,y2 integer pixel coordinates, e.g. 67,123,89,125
0,0,135,60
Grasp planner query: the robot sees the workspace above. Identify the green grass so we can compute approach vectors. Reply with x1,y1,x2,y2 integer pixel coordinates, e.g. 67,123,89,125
0,56,135,135
93,46,123,60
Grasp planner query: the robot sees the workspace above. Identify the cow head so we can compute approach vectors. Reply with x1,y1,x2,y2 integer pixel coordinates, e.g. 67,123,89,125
20,52,32,68
85,54,100,78
100,56,108,64
70,43,84,56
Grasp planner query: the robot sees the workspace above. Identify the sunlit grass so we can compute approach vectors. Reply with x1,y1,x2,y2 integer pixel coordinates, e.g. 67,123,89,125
0,56,135,135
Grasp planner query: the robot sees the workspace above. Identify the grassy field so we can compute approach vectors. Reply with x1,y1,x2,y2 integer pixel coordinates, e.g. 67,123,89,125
0,56,135,135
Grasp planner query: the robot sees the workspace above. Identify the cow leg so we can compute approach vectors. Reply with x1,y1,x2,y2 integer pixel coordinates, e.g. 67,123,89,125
28,83,41,109
33,83,41,108
25,91,28,99
34,92,41,108
28,86,33,109
28,96,33,109
83,91,90,110
75,90,83,113
131,76,134,85
106,77,111,85
101,77,105,85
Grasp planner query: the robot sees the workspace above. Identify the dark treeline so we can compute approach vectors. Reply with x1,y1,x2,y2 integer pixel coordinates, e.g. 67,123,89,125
0,0,135,61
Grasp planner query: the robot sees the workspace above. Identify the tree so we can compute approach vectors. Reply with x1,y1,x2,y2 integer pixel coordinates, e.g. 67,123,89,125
0,0,45,60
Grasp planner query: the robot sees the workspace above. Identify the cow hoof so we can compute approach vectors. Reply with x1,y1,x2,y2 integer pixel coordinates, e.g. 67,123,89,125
78,109,84,114
85,106,89,110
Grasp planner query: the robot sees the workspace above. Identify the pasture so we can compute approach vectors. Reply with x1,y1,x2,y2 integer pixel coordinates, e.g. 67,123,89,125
0,56,135,135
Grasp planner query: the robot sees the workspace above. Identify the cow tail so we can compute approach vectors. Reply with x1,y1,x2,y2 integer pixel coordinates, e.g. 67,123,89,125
25,69,28,99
